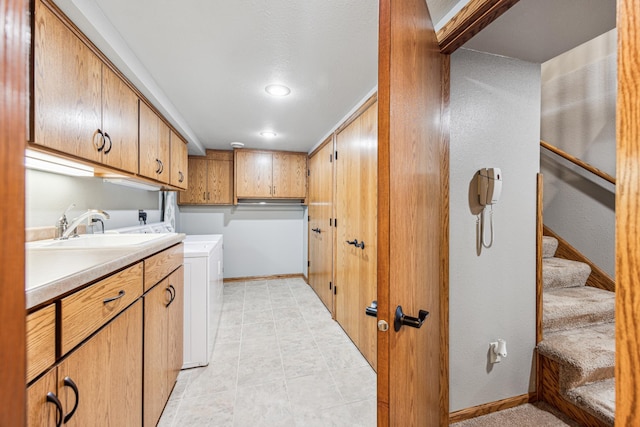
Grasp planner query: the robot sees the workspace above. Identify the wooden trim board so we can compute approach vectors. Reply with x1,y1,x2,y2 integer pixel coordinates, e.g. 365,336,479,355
536,174,544,343
223,273,306,283
436,0,519,54
449,393,536,423
1,0,28,424
616,1,640,423
543,226,615,292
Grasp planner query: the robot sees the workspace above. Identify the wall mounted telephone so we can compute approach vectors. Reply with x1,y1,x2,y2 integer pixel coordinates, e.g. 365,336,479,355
477,168,502,249
478,168,502,206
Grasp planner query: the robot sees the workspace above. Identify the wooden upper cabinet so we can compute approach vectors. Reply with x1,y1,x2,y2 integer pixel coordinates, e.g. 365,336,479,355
33,0,102,162
33,0,139,174
179,151,233,205
170,131,188,189
209,153,234,203
101,66,139,174
273,152,308,198
235,149,308,201
139,101,171,184
235,150,273,198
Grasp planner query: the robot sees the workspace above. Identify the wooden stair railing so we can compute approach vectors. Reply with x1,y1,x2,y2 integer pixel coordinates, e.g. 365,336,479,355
540,140,615,185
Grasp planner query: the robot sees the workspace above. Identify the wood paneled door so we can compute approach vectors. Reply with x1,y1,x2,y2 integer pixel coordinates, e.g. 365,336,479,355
377,0,449,425
308,138,335,311
335,100,378,370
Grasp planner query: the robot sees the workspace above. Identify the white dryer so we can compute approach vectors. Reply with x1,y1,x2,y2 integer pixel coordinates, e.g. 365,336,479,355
182,235,224,368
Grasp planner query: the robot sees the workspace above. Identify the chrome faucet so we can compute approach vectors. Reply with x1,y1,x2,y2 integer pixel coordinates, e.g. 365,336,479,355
58,208,110,239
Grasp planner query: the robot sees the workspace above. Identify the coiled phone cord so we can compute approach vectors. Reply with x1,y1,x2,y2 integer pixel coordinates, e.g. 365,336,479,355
480,205,494,248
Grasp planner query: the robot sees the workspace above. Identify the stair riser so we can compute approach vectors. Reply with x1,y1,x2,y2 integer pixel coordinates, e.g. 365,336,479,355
559,364,615,391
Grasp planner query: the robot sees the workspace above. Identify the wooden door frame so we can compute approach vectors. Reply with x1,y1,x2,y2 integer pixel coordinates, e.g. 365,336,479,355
616,0,640,424
1,0,28,425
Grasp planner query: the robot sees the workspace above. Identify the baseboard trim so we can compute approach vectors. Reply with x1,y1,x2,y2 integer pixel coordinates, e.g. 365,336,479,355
449,393,536,423
223,273,306,283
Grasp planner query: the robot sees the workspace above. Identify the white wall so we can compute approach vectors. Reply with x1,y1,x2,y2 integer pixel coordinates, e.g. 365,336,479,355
541,30,616,278
177,205,306,279
449,48,540,411
26,169,161,230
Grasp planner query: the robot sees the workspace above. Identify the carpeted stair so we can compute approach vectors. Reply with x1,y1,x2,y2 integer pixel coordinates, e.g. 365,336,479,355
537,236,615,426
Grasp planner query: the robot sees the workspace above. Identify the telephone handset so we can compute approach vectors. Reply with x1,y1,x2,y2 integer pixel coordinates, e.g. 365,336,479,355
478,168,502,206
477,168,502,249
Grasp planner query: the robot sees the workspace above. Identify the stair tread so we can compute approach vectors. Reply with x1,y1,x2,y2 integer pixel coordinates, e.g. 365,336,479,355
543,257,591,289
566,378,615,426
543,236,559,259
538,323,614,378
543,287,615,333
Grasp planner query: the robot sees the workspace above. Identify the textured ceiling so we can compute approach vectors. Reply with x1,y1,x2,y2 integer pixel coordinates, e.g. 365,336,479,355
55,0,379,155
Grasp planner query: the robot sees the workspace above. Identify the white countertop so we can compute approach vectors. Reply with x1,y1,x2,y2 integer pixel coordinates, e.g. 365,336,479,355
26,233,185,310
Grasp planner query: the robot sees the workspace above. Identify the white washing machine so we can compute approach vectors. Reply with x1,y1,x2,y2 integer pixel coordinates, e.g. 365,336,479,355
182,235,224,368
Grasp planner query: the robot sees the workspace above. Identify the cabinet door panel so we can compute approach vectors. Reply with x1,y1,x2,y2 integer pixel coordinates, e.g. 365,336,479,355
235,151,273,198
139,101,159,180
59,301,142,427
34,0,101,161
335,102,377,370
170,131,188,189
157,120,171,184
308,142,334,311
27,369,58,427
101,66,139,174
144,280,170,427
210,159,234,204
179,157,207,204
273,152,308,198
167,267,184,388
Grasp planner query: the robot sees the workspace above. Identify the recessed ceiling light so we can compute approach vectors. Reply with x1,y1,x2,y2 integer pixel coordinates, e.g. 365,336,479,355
230,141,245,148
260,131,277,138
265,84,291,97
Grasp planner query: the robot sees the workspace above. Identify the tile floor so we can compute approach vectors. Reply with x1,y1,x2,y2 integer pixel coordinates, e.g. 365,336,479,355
158,277,377,427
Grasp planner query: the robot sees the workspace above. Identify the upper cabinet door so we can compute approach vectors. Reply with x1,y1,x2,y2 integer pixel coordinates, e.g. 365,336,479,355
101,66,139,174
138,101,159,180
235,150,273,198
209,156,234,204
272,152,308,198
139,101,170,184
33,0,102,162
169,131,188,189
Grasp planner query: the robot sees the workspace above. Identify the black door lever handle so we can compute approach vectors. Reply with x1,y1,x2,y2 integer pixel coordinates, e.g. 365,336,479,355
394,305,429,332
346,239,365,249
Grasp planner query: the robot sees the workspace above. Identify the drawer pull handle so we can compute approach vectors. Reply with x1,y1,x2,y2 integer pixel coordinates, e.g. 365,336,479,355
166,284,176,307
63,377,79,423
103,290,126,304
178,171,184,182
46,392,63,427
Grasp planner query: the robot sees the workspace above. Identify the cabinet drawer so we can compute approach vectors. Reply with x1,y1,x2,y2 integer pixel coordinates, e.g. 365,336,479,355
61,262,143,355
144,243,184,292
26,304,56,383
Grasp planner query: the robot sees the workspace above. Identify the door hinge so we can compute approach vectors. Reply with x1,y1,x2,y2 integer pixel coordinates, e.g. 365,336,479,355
329,281,332,290
308,215,310,222
329,218,332,227
334,218,337,227
335,150,338,160
308,260,310,267
330,153,333,163
334,285,337,295
308,169,310,176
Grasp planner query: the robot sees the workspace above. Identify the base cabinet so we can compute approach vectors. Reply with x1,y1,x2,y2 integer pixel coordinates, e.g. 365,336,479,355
144,266,184,427
27,300,143,427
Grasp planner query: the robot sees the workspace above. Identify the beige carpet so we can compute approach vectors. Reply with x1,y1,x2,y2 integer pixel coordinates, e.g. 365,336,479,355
452,403,580,427
543,286,615,333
